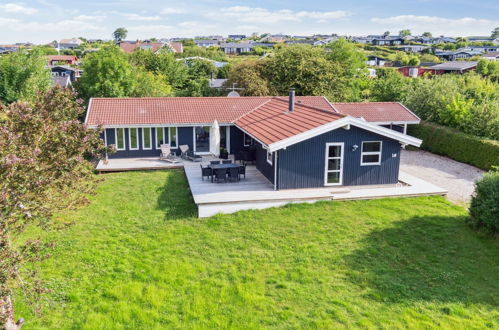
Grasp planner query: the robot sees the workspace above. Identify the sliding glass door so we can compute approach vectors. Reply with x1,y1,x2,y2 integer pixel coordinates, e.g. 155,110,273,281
195,126,210,153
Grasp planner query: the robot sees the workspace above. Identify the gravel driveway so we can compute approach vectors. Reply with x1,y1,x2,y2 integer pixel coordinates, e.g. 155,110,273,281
400,149,484,205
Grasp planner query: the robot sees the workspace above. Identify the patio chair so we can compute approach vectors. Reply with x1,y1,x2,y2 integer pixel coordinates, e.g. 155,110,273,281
160,144,180,163
222,160,232,164
200,164,212,181
228,167,239,182
186,150,202,162
179,145,190,160
212,168,227,183
210,160,221,165
238,164,246,179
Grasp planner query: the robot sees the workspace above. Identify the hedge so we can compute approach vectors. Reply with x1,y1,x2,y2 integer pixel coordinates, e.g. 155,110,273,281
469,171,499,234
408,121,499,170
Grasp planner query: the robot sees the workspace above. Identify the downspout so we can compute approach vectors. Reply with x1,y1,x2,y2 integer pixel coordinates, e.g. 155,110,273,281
104,129,108,161
273,151,278,191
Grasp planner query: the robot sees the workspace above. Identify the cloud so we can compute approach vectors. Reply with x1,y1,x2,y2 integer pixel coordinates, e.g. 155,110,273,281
127,24,174,36
123,13,160,21
371,15,497,27
0,2,38,14
211,6,351,24
160,8,185,14
74,14,105,22
0,17,104,33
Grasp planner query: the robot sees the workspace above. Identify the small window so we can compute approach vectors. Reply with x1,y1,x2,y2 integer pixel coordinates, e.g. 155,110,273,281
129,128,139,150
115,128,125,150
243,133,253,147
266,150,273,165
169,127,177,148
155,127,164,149
142,128,152,150
361,141,382,165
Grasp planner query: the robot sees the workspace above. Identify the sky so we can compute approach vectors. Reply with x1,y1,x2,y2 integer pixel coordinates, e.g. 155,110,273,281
0,0,498,44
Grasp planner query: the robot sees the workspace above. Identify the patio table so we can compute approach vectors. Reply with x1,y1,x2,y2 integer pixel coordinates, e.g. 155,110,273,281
209,163,241,182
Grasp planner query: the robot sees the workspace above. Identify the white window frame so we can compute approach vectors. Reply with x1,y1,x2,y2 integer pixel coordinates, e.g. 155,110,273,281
155,127,164,149
266,149,273,165
128,127,139,150
142,127,152,150
115,128,126,150
360,141,382,166
169,127,178,149
324,142,344,186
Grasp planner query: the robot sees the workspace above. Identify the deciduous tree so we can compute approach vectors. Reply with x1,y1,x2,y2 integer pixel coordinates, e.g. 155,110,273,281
113,27,127,41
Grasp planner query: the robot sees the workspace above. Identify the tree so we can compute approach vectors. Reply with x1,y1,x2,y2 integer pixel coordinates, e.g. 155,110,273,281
0,49,52,104
76,46,171,100
225,60,269,96
0,88,108,328
113,27,128,41
398,29,411,37
369,69,410,102
326,38,367,78
383,31,390,37
422,32,433,38
491,27,499,39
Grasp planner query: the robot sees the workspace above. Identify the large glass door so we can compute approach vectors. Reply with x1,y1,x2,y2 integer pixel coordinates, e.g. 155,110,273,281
324,143,344,186
195,126,210,153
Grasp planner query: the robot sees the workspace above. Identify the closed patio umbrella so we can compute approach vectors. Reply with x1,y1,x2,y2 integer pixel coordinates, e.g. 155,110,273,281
210,120,220,157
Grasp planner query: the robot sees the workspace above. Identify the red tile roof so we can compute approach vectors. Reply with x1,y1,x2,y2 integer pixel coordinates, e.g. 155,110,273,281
235,98,344,145
47,55,78,62
86,96,336,127
331,102,420,123
119,42,165,54
168,42,183,53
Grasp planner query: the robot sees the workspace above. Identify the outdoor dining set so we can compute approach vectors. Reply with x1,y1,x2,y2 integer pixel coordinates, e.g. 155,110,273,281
200,160,246,183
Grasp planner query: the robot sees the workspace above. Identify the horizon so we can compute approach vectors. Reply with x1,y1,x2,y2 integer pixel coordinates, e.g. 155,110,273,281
0,0,498,44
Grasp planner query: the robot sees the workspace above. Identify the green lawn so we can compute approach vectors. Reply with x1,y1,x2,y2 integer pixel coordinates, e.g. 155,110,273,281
15,170,499,329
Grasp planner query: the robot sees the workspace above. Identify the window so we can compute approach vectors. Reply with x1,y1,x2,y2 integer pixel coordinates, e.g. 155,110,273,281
361,141,382,165
155,127,164,149
324,143,343,185
243,133,253,147
129,128,139,150
142,128,152,150
266,150,273,165
169,127,177,148
115,128,125,150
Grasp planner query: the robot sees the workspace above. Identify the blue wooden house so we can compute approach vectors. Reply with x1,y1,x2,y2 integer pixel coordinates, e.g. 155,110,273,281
85,92,421,190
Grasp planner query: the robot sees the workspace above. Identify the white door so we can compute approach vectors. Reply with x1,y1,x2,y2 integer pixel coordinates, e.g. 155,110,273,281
324,143,344,186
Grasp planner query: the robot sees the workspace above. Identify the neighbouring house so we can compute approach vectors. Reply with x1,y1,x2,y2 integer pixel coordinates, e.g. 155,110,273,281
219,43,254,54
47,55,78,66
371,37,404,46
0,45,21,54
397,66,427,78
51,75,72,88
260,34,289,43
366,55,387,66
228,35,246,40
50,66,80,82
427,61,478,74
435,50,482,61
119,41,182,54
166,42,183,53
194,39,220,47
208,78,228,89
464,45,499,53
483,51,499,61
467,36,499,44
85,93,421,190
58,38,84,49
177,56,228,68
397,45,428,53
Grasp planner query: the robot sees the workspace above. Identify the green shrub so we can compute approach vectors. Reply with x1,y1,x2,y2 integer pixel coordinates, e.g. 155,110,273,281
408,121,499,170
469,171,499,234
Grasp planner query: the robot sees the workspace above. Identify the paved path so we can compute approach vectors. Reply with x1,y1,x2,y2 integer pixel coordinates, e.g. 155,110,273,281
400,149,484,205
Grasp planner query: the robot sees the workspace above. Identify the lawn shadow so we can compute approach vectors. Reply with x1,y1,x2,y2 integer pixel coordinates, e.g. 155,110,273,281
156,169,197,219
343,215,499,306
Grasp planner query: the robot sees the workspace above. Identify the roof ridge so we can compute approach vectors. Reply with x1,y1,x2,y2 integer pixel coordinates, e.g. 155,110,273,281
231,98,273,123
272,97,344,117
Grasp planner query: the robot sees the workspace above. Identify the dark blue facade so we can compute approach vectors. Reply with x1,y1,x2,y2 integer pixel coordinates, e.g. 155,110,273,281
106,127,176,159
255,143,274,184
276,126,401,189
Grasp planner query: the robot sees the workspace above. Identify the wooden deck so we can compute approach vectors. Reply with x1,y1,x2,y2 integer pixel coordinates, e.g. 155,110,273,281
96,157,183,172
183,162,447,217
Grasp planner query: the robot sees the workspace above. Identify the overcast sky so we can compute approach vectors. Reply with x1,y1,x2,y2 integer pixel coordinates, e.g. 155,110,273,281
0,0,498,44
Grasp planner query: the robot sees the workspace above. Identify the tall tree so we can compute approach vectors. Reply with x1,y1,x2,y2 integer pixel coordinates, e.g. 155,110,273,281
113,27,128,42
383,31,390,37
422,32,433,38
0,88,108,329
0,49,52,104
225,60,269,96
491,27,499,39
398,29,412,37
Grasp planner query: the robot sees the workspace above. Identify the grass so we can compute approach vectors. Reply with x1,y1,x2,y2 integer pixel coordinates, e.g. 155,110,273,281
14,170,499,329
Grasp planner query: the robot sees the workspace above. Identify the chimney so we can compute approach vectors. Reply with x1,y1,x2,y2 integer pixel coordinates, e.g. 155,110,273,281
288,88,295,112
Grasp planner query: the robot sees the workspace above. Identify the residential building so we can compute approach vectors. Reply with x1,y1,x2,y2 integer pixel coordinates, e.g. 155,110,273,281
371,37,404,46
85,94,421,190
397,45,428,53
483,51,499,61
194,39,220,47
118,41,182,54
427,61,478,74
228,35,246,40
59,38,84,49
47,55,78,66
219,43,254,54
366,55,387,66
434,50,482,61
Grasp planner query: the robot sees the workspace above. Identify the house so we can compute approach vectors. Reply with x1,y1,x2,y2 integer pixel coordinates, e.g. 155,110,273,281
427,61,478,74
228,35,246,40
50,66,80,82
366,55,387,66
166,42,183,53
59,38,83,49
434,50,482,61
85,93,421,190
467,36,499,44
47,55,78,66
483,51,499,61
397,45,428,53
397,66,429,78
208,78,228,89
0,45,21,54
52,75,72,88
464,45,499,53
219,43,254,54
260,34,289,43
371,37,404,46
195,39,220,47
119,42,182,54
